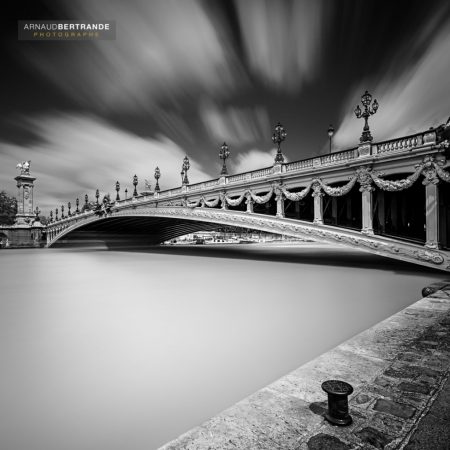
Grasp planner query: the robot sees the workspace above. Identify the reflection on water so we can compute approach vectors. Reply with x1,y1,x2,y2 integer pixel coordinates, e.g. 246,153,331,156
0,244,444,449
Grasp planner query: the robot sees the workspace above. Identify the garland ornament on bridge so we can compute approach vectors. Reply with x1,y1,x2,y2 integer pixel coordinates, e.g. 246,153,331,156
192,186,276,209
276,154,450,200
200,196,220,208
280,183,313,200
368,155,450,191
249,185,275,204
224,192,246,207
316,176,357,197
168,154,450,213
370,166,423,191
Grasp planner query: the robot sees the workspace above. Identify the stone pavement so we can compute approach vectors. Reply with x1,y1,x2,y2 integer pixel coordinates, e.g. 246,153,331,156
159,284,450,450
403,373,450,449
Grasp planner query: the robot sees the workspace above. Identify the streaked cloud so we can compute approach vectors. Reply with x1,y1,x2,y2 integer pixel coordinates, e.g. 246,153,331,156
333,14,450,149
234,0,325,91
23,0,244,113
200,100,271,146
230,148,286,174
0,114,211,214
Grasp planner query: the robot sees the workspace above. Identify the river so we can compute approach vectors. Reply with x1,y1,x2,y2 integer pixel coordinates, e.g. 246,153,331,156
0,243,444,450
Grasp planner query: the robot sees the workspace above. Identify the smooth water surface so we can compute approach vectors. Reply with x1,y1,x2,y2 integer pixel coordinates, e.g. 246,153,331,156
0,244,444,449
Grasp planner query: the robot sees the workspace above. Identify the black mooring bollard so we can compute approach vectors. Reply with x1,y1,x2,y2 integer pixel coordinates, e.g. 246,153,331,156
321,380,354,426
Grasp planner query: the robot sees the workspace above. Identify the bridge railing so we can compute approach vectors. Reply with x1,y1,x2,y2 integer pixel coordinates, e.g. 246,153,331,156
118,128,437,204
319,148,358,165
373,131,427,155
228,173,250,183
284,146,359,173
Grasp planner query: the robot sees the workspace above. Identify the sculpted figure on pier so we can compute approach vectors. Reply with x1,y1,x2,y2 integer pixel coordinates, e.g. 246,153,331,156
16,160,31,175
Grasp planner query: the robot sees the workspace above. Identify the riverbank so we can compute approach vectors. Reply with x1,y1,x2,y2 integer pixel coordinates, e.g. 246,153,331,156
159,283,450,449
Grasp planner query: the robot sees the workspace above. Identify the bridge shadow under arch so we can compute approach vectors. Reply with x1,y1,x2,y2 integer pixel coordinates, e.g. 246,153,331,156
50,215,243,248
114,245,443,275
48,213,443,275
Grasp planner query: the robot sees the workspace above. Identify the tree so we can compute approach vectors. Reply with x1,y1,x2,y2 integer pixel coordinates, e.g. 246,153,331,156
0,191,17,225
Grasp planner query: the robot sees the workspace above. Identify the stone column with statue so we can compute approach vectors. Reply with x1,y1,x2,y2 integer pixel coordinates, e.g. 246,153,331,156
14,161,36,226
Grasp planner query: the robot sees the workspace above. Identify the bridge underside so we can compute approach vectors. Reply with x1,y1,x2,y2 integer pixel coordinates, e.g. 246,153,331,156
47,208,450,271
51,216,232,248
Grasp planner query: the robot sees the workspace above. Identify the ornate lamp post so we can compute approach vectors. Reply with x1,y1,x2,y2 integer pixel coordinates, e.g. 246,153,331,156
34,207,40,221
180,169,184,184
95,189,100,205
125,188,128,199
84,194,88,210
76,198,80,214
133,174,138,197
61,205,65,219
354,90,379,143
115,181,120,201
182,156,190,185
272,121,287,163
219,142,230,175
327,124,335,153
55,208,59,221
154,167,161,192
49,210,53,223
68,202,72,217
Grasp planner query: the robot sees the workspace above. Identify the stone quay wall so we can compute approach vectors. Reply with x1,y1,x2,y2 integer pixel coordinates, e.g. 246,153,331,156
159,282,450,450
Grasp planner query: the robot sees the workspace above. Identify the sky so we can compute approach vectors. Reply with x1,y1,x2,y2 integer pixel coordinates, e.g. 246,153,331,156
1,0,450,214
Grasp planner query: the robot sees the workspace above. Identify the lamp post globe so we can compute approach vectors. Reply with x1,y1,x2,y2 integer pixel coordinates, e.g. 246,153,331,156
219,142,230,175
354,90,379,143
272,121,287,163
133,175,138,197
327,124,335,153
182,156,190,185
154,167,161,192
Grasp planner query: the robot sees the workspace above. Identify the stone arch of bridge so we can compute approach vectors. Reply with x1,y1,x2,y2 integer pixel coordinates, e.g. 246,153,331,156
44,207,450,272
48,209,296,248
47,207,332,249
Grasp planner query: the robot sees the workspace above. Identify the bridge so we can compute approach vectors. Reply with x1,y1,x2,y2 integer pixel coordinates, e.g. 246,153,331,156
42,122,450,272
